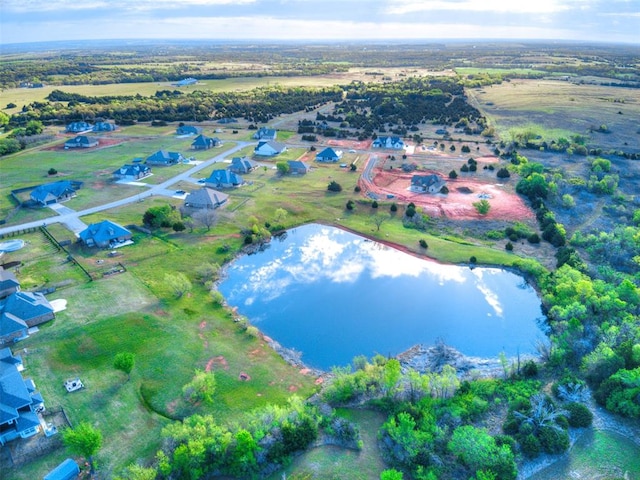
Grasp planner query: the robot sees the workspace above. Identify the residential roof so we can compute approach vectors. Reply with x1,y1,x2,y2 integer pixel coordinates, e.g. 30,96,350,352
177,125,201,135
1,291,54,323
253,127,277,139
30,181,75,204
79,220,131,245
113,164,151,177
230,156,257,172
44,458,80,480
0,268,20,293
64,136,97,147
65,122,92,132
184,188,229,208
93,122,116,132
205,170,243,186
146,150,183,164
0,312,27,342
287,160,310,172
0,348,33,427
255,140,286,154
191,134,215,148
316,147,343,160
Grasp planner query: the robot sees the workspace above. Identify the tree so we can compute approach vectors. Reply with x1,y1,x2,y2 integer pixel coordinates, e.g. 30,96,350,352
276,161,290,175
165,272,192,299
473,199,491,215
370,213,386,231
172,221,185,232
327,180,342,192
114,352,135,380
192,208,218,231
449,169,458,179
183,369,216,405
62,422,103,474
346,199,355,211
25,120,44,136
48,168,58,175
496,167,510,179
381,469,404,480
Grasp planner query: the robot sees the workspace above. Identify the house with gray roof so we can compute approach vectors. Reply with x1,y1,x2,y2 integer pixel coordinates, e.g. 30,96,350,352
315,147,343,163
113,164,151,181
254,141,287,156
78,220,132,248
191,134,220,150
0,268,20,299
176,125,202,136
287,160,310,175
184,188,229,210
145,150,184,166
30,181,76,206
205,170,243,188
93,121,117,132
372,136,405,149
65,121,93,133
229,156,257,174
64,135,98,149
411,174,446,193
0,291,55,345
0,347,45,446
252,127,277,140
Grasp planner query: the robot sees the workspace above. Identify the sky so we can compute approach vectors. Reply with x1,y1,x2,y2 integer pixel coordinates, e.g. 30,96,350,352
1,0,639,46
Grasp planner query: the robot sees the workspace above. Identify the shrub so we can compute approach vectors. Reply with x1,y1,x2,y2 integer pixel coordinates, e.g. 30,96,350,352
470,256,477,264
449,170,458,179
327,180,342,192
354,185,361,193
565,402,593,427
390,203,398,212
505,242,513,251
521,433,542,458
48,168,57,175
527,233,541,244
346,200,355,211
522,360,538,378
371,200,378,209
538,425,570,454
419,239,428,249
497,168,511,179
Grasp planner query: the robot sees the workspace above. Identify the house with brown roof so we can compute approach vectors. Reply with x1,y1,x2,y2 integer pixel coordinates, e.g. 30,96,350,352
184,188,229,210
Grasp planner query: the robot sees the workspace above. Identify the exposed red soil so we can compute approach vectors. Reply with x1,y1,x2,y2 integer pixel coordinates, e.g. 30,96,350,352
361,165,533,221
326,139,372,149
205,355,228,372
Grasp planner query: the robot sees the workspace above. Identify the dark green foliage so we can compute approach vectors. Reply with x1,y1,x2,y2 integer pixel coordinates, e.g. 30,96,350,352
48,167,58,175
143,204,181,228
449,169,458,179
516,173,548,201
520,433,541,458
350,163,357,171
470,256,477,264
390,203,398,212
405,203,416,218
461,163,469,172
354,185,361,192
461,145,471,153
346,199,355,211
327,180,342,192
440,185,449,194
538,425,570,454
172,221,186,232
496,167,511,179
565,402,593,427
527,233,540,244
505,242,513,251
419,239,428,249
281,415,318,454
522,361,538,378
371,200,379,209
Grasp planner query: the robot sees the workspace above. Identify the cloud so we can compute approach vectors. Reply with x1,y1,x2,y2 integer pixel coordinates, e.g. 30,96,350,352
386,0,573,15
3,0,256,12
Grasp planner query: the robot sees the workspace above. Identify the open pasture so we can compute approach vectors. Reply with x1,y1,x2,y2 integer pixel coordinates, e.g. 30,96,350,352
468,79,640,151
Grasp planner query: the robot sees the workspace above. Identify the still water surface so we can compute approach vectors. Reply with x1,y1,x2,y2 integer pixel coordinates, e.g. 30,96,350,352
219,224,545,370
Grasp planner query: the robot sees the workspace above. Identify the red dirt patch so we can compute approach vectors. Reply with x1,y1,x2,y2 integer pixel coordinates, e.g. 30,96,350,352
288,385,298,392
362,166,533,221
299,368,312,375
239,372,251,381
205,356,228,372
326,138,372,149
314,377,324,385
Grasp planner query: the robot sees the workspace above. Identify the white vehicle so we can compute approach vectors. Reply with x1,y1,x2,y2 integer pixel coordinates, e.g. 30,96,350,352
64,378,84,392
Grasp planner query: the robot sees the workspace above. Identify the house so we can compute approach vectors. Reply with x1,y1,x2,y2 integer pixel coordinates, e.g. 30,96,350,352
252,127,277,140
30,181,76,206
93,122,117,132
411,174,446,193
287,160,310,175
254,141,287,156
64,136,98,149
0,268,20,299
78,220,132,248
0,291,55,345
145,150,184,166
229,156,257,174
191,134,220,150
315,147,343,163
176,78,197,87
176,125,202,136
184,187,229,210
0,347,45,446
65,122,93,133
205,170,243,188
372,136,405,149
43,458,80,480
113,164,151,181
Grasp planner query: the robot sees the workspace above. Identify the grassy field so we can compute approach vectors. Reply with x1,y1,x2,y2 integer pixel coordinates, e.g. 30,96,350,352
467,79,640,150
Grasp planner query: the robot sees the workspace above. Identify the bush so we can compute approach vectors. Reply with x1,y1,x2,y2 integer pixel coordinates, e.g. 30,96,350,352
354,185,361,193
346,200,355,211
522,360,538,378
371,200,378,209
565,402,593,427
521,433,542,458
449,169,458,179
390,203,398,212
327,180,342,192
505,242,513,251
419,239,428,249
527,233,540,244
538,426,570,454
470,256,477,264
497,167,511,179
48,168,58,175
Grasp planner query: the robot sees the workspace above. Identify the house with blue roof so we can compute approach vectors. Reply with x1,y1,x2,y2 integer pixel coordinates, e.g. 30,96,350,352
113,164,151,181
0,268,20,299
0,291,55,344
78,220,132,249
254,141,287,156
315,147,343,163
204,170,243,188
43,458,80,480
65,122,93,133
176,78,197,87
93,121,117,132
0,347,45,446
372,136,405,149
30,181,77,206
145,150,184,166
229,156,257,174
191,134,221,150
64,136,98,149
176,125,202,136
252,127,277,141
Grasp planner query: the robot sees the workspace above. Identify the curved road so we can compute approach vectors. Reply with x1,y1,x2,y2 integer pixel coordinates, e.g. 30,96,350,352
0,142,251,237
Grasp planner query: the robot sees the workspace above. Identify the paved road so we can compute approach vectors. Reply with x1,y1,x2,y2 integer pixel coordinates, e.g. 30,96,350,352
0,142,251,237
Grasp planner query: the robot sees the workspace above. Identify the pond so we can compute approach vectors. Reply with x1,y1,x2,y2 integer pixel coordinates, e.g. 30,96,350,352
218,224,546,370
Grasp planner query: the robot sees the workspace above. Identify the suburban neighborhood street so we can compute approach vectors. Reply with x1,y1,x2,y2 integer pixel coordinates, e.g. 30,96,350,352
0,142,251,237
